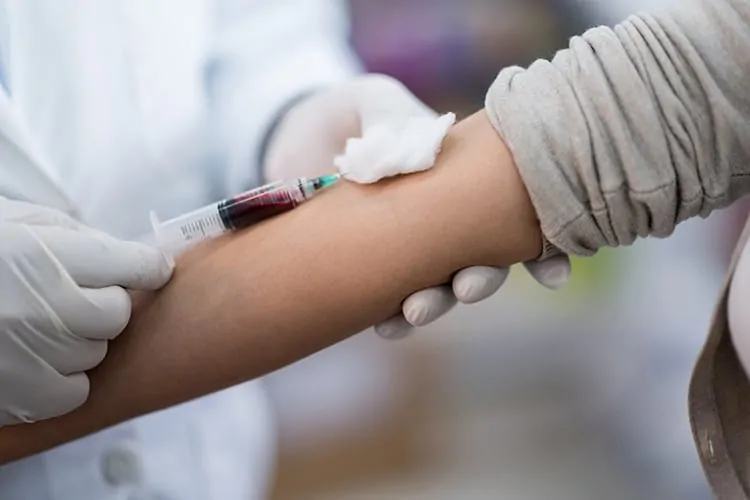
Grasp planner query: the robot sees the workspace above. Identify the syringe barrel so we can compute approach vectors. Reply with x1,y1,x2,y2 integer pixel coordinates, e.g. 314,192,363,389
218,181,300,230
150,204,228,252
148,174,339,253
150,181,286,251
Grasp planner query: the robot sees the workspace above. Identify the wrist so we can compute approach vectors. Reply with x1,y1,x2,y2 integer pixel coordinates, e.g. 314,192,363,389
434,110,543,267
354,109,541,276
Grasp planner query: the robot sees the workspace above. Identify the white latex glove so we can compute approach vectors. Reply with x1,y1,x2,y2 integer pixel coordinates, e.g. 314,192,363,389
264,74,571,340
0,198,174,424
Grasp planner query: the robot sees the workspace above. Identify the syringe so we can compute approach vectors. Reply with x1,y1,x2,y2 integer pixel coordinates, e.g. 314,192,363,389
148,172,341,253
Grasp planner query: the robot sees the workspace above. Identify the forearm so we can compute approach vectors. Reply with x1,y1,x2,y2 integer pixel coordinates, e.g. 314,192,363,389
0,111,541,462
487,0,750,255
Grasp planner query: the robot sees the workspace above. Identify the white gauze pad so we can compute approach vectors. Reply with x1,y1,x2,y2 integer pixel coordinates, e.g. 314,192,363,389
334,112,456,184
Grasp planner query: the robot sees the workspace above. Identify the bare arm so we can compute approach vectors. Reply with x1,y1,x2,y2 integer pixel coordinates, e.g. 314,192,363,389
6,0,748,464
0,111,541,462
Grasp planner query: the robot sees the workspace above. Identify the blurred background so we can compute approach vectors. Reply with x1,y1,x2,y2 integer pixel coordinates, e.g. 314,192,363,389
264,1,748,499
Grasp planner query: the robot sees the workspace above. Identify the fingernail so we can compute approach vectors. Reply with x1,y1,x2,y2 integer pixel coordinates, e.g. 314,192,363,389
454,275,487,303
375,319,412,340
541,266,570,290
404,302,431,326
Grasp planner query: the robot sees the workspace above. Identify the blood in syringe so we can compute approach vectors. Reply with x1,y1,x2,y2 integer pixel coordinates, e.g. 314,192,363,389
218,190,298,230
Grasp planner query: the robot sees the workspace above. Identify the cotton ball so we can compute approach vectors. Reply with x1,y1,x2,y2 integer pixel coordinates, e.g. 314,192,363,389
334,112,456,184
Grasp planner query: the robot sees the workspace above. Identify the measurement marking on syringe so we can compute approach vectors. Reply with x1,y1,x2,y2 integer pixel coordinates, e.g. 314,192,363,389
180,213,223,239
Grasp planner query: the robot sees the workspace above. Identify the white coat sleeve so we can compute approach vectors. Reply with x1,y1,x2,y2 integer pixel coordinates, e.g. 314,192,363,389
205,0,362,196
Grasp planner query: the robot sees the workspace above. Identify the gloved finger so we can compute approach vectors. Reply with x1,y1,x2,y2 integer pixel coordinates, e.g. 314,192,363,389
0,372,90,425
32,225,174,290
49,338,108,375
402,285,457,327
55,286,132,341
523,254,572,290
374,315,414,340
23,321,109,374
0,197,82,229
452,266,509,304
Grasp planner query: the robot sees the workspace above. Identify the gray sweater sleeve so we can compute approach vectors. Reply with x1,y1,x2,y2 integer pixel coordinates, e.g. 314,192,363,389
485,0,750,256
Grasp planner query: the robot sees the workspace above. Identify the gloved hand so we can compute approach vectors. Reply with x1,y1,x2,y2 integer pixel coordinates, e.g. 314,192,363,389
0,198,174,425
264,74,571,340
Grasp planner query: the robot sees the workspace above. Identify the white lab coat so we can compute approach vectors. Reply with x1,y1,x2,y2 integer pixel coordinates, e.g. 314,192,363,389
0,1,358,499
